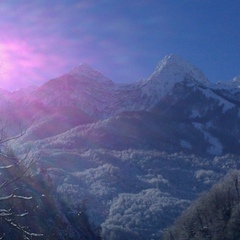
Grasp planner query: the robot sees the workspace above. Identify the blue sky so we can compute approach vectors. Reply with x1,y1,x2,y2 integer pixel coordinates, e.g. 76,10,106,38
0,0,239,90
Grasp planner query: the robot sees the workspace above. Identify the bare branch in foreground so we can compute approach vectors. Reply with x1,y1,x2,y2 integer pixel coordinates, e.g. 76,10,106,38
0,151,43,238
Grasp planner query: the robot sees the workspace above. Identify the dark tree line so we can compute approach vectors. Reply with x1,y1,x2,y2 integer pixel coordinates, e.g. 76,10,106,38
163,169,240,240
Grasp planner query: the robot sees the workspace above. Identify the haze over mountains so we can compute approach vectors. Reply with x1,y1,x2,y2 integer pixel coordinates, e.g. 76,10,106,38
1,54,240,239
3,53,240,155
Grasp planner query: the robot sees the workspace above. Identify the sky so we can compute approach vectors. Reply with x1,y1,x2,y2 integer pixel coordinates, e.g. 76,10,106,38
0,0,239,90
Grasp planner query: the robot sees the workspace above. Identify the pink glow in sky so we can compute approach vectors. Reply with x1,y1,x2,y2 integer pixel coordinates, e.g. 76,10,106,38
0,1,111,90
0,39,73,89
0,1,239,91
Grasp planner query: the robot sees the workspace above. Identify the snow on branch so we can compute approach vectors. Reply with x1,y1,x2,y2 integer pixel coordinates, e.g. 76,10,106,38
0,119,43,238
4,217,43,237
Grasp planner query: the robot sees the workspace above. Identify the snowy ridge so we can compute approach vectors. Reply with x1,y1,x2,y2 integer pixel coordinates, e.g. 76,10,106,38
68,63,113,84
137,54,209,109
232,75,240,87
66,55,210,114
214,75,240,89
6,54,238,120
0,54,239,121
5,54,240,240
151,54,209,84
224,75,240,88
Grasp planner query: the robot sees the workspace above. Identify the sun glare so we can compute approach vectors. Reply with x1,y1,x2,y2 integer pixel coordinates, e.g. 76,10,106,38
0,40,43,90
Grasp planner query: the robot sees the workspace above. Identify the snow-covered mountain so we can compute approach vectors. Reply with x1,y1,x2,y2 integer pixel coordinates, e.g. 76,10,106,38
1,54,240,240
5,54,239,155
11,54,210,119
139,54,209,107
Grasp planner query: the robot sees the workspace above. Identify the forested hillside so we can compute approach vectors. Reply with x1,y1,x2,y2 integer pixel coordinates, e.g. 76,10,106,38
0,54,239,239
163,170,240,240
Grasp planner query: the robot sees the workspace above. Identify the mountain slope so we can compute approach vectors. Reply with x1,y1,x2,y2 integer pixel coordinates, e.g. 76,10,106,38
5,54,215,142
4,54,240,240
13,54,209,120
16,77,240,156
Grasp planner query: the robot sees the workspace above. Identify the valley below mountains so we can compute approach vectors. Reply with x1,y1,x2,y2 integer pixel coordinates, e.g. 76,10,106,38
1,54,240,239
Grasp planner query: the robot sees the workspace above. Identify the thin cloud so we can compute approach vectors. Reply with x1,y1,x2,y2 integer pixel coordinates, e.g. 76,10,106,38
0,0,239,90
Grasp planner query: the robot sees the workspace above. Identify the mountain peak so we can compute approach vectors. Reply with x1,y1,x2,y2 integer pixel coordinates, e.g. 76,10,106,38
138,54,209,107
68,63,95,76
232,75,240,87
160,53,184,65
152,54,209,84
154,54,186,71
216,75,240,88
67,63,113,84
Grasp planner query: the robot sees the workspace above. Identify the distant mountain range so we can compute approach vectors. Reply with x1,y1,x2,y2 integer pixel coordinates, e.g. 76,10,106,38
2,53,239,156
1,54,240,239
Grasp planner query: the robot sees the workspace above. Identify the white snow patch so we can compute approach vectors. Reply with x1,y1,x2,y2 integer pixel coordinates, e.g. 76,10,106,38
204,132,223,155
192,123,222,155
192,122,202,130
180,140,192,149
206,121,214,128
200,88,235,113
190,109,201,118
